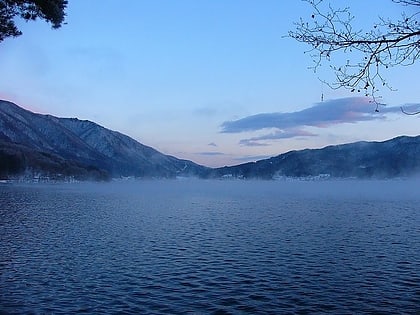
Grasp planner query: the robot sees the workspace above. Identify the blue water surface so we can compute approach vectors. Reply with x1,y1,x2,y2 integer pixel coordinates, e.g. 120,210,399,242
1,179,419,314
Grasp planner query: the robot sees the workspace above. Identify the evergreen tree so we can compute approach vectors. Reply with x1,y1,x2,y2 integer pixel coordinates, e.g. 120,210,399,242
0,0,67,42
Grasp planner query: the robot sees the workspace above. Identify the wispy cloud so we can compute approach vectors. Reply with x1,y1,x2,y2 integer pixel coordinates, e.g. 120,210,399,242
238,140,270,147
220,97,417,146
221,97,395,133
197,151,226,156
239,129,316,146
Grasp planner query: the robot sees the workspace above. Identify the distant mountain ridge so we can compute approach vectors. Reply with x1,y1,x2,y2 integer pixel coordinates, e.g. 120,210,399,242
210,135,420,179
1,100,419,181
0,100,208,180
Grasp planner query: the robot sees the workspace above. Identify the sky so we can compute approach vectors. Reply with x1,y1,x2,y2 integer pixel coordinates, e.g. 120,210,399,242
1,0,419,167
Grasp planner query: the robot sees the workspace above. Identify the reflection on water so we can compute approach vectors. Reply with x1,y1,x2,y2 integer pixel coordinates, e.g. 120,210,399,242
1,180,419,314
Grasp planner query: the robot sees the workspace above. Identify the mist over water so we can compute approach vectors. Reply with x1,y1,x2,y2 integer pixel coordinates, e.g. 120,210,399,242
1,179,419,314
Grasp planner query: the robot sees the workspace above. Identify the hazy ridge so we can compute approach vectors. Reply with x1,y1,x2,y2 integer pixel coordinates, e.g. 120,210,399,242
0,100,208,180
1,100,419,181
211,136,420,180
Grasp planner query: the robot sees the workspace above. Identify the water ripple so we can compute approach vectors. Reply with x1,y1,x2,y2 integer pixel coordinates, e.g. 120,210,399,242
1,180,419,314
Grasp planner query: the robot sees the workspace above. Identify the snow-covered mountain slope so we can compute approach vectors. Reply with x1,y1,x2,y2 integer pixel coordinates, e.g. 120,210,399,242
209,135,420,179
1,99,418,181
0,100,208,179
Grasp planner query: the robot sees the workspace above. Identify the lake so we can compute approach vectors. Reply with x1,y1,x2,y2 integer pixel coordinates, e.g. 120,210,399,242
0,179,419,314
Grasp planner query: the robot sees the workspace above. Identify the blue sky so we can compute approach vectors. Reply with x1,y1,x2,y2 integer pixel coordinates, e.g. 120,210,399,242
1,0,419,167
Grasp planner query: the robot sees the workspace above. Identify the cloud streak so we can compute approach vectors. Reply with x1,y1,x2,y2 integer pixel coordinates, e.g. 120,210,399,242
220,97,420,146
239,129,316,146
221,97,400,134
197,151,226,156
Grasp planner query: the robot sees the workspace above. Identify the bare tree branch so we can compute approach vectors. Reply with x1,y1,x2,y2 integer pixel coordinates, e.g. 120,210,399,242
289,0,420,111
400,106,420,115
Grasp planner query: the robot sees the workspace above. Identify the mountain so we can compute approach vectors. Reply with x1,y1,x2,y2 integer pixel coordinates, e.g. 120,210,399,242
0,100,209,180
1,100,419,181
209,136,420,179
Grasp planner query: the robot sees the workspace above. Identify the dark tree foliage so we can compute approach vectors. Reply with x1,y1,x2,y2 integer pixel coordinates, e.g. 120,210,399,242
0,0,67,42
289,0,420,113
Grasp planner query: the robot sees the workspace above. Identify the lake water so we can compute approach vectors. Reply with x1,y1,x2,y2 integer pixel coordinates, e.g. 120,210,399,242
0,179,419,314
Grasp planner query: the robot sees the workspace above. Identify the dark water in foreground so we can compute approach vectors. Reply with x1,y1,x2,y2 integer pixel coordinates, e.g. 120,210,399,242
0,179,419,314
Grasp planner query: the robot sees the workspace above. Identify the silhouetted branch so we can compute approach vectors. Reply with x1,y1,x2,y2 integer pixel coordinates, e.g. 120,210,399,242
289,0,420,111
400,106,420,115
